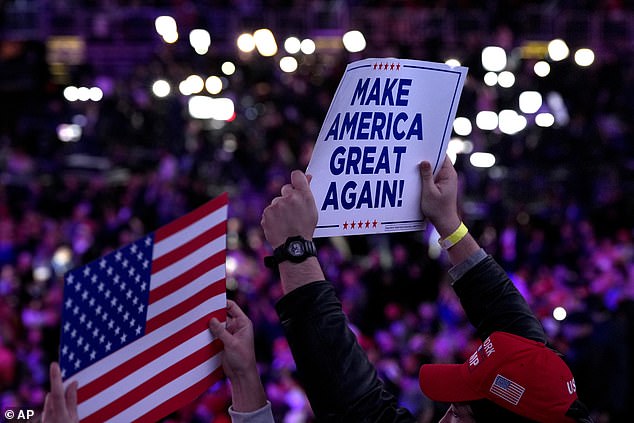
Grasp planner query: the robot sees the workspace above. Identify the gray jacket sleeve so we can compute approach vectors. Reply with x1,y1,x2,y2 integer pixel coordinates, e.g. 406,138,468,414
229,401,275,423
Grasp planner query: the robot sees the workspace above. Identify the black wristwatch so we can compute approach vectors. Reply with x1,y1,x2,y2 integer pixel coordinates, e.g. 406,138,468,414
264,236,317,269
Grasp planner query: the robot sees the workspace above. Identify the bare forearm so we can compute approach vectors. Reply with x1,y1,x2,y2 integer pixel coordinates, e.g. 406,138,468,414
278,257,325,295
229,370,268,413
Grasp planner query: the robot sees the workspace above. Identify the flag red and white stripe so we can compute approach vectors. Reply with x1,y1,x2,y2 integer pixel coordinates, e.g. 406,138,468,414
61,193,228,422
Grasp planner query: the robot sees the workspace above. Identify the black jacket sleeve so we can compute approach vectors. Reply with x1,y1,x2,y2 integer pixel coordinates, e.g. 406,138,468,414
276,281,416,423
452,255,547,343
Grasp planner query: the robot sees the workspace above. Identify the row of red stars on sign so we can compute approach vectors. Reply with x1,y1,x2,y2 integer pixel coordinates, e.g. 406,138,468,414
373,62,401,71
342,219,379,230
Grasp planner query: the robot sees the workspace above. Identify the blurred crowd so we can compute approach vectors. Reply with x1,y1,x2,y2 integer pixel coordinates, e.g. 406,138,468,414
1,3,634,423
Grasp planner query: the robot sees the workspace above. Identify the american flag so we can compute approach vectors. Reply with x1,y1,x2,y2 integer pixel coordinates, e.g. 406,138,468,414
489,374,526,406
60,193,228,422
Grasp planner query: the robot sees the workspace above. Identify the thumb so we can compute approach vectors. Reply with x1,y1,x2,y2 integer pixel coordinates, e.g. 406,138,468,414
419,161,434,185
290,170,310,191
209,318,230,342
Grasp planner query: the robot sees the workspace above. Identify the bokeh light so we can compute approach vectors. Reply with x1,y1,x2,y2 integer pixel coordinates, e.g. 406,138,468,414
476,111,498,130
470,152,496,168
574,48,595,67
152,80,171,97
300,38,316,54
342,30,366,53
452,117,472,136
279,56,298,73
221,61,236,75
481,46,507,72
253,28,278,57
497,71,515,88
548,38,570,61
284,37,301,54
534,60,551,77
237,33,256,52
519,91,543,114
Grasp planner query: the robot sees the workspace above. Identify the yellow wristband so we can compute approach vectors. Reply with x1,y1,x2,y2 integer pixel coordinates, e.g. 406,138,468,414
439,222,468,250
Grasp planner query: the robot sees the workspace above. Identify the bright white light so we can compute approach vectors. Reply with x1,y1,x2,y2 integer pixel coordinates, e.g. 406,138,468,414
162,31,179,44
189,29,211,55
155,16,177,36
182,75,204,94
574,48,595,67
447,138,473,158
497,71,515,88
483,72,498,86
476,111,498,130
445,58,461,68
481,46,507,72
254,28,278,57
548,39,569,61
89,87,103,101
152,80,171,97
179,80,191,96
205,76,222,94
470,152,496,168
284,37,301,54
553,306,567,321
279,56,298,73
188,96,235,120
237,33,256,52
534,60,551,77
519,91,542,114
535,112,555,127
57,124,82,142
63,86,79,102
77,86,90,102
498,110,527,135
300,38,316,54
342,30,366,53
221,61,236,75
453,117,472,136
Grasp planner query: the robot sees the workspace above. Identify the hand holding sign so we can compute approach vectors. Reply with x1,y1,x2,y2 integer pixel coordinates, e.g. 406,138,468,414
261,170,318,248
306,58,467,237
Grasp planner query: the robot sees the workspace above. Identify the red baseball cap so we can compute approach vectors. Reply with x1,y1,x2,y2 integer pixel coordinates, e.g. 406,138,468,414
419,332,578,423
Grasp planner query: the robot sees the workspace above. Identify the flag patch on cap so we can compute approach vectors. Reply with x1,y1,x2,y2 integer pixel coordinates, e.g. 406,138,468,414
490,374,525,405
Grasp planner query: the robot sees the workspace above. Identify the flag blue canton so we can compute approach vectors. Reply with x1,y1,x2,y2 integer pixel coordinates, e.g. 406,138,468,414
59,235,154,379
494,375,511,389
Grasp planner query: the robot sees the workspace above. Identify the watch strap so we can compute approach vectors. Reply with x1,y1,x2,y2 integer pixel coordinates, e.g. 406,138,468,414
264,236,316,268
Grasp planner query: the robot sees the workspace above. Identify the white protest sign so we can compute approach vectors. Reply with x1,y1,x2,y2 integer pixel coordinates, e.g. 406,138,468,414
307,58,468,238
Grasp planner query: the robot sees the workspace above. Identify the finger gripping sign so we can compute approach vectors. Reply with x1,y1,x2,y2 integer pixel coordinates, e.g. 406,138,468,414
307,58,468,237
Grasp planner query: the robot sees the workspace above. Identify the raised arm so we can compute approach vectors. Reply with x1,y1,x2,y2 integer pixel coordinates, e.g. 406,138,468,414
263,170,415,422
260,170,325,294
419,157,480,265
420,156,546,342
209,300,271,418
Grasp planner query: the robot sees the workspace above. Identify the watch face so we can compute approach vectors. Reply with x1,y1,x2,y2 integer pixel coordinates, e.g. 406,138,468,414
288,241,304,257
